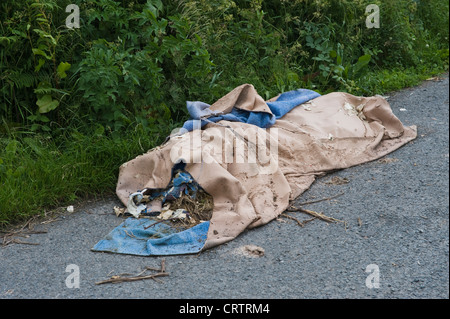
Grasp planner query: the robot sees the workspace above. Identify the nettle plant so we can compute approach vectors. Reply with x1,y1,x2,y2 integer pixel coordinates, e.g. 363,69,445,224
76,0,213,131
1,0,214,133
0,0,74,131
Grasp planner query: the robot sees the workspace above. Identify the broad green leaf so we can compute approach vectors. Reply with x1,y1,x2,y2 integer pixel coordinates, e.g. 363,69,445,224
36,94,59,113
32,29,57,45
358,54,371,63
57,62,71,79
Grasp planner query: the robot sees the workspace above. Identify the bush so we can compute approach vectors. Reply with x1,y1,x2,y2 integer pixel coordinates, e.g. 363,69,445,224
0,0,215,133
1,0,448,131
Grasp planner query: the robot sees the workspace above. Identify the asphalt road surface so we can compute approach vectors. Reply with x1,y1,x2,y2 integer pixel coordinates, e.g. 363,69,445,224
1,74,448,301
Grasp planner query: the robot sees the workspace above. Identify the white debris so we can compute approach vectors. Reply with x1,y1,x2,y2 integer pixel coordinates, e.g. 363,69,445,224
126,191,147,218
113,206,126,217
343,102,357,116
67,205,74,213
301,100,315,111
157,207,189,221
343,101,366,120
158,207,174,220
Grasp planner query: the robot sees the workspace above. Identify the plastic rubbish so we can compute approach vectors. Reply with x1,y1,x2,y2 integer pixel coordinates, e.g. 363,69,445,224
123,169,213,226
126,191,148,218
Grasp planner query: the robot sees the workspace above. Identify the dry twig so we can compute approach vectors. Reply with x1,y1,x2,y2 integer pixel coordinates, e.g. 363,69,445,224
280,213,305,227
95,273,169,285
143,218,171,229
95,258,168,285
288,206,343,224
283,192,346,225
296,192,344,206
1,216,47,247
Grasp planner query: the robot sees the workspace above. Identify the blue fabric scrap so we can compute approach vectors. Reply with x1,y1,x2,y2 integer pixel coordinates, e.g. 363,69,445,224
181,88,320,132
142,170,199,206
93,166,211,256
92,218,210,256
267,88,321,119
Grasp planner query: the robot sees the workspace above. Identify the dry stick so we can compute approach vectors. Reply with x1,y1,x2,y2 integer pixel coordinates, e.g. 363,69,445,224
2,238,40,246
123,230,136,238
296,192,345,206
12,238,40,245
1,214,49,247
280,213,305,227
1,229,47,247
293,207,343,224
144,266,163,272
95,272,169,285
160,258,166,273
95,258,168,285
285,192,346,224
302,217,317,226
151,276,165,284
143,218,177,230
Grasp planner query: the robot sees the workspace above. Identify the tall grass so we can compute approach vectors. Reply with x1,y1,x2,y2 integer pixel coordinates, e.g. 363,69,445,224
0,123,172,226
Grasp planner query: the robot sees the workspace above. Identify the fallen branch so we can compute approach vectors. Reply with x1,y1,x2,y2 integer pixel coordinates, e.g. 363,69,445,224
280,213,305,227
301,217,317,226
1,237,40,246
95,272,169,285
296,192,344,206
279,213,318,228
1,223,47,247
95,258,168,285
288,206,343,224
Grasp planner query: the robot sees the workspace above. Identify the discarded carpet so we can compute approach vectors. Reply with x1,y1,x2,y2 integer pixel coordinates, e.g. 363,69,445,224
92,84,417,256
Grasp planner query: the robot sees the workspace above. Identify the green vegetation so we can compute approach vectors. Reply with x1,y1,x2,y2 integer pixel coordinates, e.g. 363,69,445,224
1,0,448,226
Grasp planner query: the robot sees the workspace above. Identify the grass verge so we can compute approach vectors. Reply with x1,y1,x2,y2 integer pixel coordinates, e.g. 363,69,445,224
0,124,171,227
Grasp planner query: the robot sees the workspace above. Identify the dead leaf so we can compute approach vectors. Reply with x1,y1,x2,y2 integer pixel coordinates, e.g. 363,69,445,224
378,157,399,164
426,77,443,82
113,206,127,217
233,245,265,258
